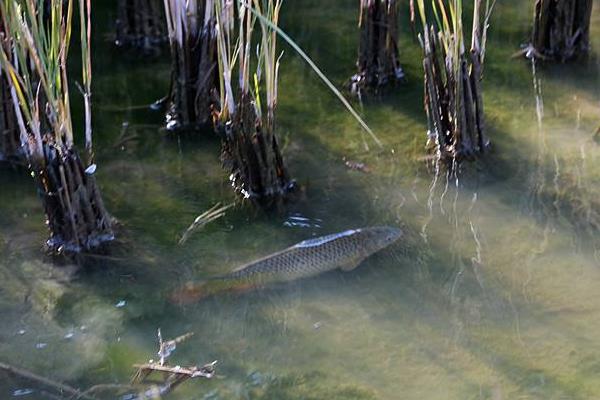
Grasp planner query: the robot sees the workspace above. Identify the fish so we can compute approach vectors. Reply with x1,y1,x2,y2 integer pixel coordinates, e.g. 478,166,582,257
170,226,402,304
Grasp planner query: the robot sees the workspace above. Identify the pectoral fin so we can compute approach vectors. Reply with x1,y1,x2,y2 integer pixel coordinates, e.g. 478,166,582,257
339,257,363,272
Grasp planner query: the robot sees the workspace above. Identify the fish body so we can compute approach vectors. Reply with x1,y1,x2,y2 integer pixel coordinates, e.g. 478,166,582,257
171,226,402,304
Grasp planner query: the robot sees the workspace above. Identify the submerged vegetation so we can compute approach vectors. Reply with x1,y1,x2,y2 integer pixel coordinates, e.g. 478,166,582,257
414,0,494,162
164,0,219,132
528,0,593,62
349,0,405,97
115,0,166,54
0,0,113,254
214,0,294,209
2,1,600,398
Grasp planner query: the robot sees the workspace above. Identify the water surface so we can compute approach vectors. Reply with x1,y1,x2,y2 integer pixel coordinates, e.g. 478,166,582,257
1,1,600,399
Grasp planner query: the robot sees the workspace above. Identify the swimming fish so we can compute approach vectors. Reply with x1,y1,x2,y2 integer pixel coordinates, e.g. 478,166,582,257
170,226,402,304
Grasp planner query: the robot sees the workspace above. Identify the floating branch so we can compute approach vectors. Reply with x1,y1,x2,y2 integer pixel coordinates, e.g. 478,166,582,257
115,0,167,55
164,0,219,132
526,0,593,62
414,0,495,162
157,329,195,365
349,0,405,97
132,361,217,381
131,329,216,398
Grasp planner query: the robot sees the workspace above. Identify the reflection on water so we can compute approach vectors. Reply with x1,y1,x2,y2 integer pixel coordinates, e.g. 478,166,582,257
2,0,600,399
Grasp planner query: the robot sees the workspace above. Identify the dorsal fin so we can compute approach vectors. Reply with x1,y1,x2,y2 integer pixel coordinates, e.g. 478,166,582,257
293,229,359,248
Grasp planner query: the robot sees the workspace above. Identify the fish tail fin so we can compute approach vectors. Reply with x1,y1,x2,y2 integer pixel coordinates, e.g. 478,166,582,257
169,281,210,305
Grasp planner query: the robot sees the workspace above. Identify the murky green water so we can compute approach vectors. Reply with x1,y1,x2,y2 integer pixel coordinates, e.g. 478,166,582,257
2,0,600,398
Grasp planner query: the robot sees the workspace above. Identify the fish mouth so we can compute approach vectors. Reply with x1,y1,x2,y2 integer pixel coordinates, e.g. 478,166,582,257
386,227,403,242
368,226,403,244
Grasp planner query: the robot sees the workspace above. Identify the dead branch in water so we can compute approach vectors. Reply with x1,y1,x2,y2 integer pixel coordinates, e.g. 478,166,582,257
132,361,217,381
157,329,195,365
179,203,234,245
1,329,215,400
130,329,216,397
0,362,97,400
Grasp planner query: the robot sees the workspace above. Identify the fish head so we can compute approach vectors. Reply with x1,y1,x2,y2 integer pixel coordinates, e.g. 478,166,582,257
358,226,403,254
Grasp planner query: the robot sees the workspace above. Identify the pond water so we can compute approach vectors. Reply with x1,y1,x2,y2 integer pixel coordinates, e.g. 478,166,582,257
2,0,600,399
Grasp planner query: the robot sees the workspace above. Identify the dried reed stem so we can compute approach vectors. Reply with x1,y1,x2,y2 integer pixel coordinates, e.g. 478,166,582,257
350,0,404,96
530,0,593,62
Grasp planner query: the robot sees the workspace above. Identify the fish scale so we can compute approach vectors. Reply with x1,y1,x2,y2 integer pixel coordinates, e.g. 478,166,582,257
170,226,403,304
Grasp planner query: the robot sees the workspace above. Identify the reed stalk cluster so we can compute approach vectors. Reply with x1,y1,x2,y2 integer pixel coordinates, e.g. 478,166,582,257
350,0,404,97
163,0,219,131
213,0,294,208
116,0,166,54
0,0,113,254
530,0,593,62
414,0,494,161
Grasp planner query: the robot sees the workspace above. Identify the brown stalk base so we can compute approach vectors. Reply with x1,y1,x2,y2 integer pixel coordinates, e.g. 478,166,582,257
421,26,490,163
219,96,296,210
36,145,114,255
0,23,21,164
349,0,404,97
115,0,166,55
528,0,593,62
0,75,20,164
166,19,219,132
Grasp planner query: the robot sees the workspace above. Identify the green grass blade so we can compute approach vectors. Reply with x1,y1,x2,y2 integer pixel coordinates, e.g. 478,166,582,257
244,3,382,148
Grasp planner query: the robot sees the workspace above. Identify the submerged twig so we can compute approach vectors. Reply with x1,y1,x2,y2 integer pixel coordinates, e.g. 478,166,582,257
157,329,195,365
178,202,234,245
75,384,137,399
129,329,216,398
132,361,217,380
0,362,97,400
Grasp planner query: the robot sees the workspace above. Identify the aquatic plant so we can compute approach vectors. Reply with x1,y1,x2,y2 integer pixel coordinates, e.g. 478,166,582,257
0,20,20,163
213,0,294,209
527,0,593,62
163,0,219,132
115,0,166,55
0,0,113,254
349,0,405,97
525,0,593,62
413,0,494,161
